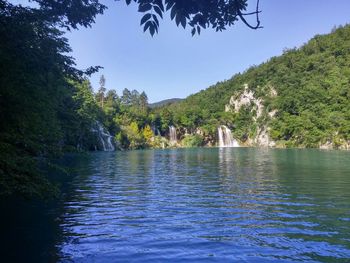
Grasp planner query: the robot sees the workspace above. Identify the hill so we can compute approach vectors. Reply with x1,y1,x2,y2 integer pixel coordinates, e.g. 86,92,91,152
160,25,350,149
149,98,183,108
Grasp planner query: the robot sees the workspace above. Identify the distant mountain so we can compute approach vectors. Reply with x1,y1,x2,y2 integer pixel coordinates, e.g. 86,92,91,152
149,98,183,108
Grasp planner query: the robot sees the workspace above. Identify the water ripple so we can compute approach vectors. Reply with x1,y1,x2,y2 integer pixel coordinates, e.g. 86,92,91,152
58,148,350,262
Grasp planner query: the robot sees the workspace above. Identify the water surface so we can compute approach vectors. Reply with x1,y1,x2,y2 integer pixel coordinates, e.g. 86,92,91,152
2,148,350,262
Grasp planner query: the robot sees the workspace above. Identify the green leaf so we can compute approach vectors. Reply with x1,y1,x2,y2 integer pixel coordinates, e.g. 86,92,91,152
138,3,152,13
150,24,155,36
166,1,175,11
152,14,159,28
191,27,196,36
143,20,152,32
154,21,159,34
175,12,182,26
154,0,164,12
153,5,163,18
140,13,151,25
170,6,176,20
180,16,186,29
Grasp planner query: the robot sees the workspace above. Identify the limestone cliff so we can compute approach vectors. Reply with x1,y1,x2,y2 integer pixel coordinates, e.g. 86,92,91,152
225,84,277,147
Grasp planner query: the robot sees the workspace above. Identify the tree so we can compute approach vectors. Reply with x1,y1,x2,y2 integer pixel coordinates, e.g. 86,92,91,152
126,0,262,36
142,124,154,145
140,91,148,111
105,89,119,108
121,88,132,106
159,108,173,131
17,0,107,30
131,89,140,107
10,0,261,35
0,2,86,197
97,75,106,108
126,122,145,149
66,79,103,150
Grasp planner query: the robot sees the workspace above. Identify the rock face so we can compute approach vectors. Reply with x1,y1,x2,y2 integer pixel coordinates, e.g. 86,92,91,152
255,126,276,147
225,84,265,121
225,84,277,147
319,141,333,150
319,140,350,150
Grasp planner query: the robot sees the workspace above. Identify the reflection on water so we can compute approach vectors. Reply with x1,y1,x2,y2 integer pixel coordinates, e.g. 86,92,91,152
1,148,350,262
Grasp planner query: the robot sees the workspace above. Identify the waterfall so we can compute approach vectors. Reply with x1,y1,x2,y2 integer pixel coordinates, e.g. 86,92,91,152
92,122,115,151
218,125,240,147
169,126,177,143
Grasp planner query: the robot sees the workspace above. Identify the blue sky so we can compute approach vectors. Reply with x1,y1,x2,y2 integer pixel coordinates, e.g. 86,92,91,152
65,0,350,103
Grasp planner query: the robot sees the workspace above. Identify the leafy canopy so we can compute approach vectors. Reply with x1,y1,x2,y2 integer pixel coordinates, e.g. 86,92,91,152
126,0,262,36
13,0,262,35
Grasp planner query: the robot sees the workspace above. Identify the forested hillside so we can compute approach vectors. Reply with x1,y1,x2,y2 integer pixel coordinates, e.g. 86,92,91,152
163,25,350,148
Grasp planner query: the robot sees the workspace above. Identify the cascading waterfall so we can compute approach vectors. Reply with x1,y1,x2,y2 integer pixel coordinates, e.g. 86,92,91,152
92,122,115,151
169,126,177,143
218,125,240,147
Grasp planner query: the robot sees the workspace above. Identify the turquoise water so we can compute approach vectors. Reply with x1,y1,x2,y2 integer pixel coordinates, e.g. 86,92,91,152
2,148,350,262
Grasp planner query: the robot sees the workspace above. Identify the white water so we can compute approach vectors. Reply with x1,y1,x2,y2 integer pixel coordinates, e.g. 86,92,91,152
92,122,115,151
169,126,177,143
218,125,240,147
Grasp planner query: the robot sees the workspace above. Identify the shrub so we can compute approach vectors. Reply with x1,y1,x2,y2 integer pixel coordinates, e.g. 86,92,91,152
181,134,204,147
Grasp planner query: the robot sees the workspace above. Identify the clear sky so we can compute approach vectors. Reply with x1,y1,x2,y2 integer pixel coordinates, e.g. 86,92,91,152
66,0,350,103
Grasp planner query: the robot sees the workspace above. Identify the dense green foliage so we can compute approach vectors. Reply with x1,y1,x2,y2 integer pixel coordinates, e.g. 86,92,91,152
163,25,350,148
0,1,103,198
181,134,204,147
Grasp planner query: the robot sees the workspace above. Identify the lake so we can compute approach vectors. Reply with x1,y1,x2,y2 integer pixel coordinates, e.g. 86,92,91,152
1,148,350,262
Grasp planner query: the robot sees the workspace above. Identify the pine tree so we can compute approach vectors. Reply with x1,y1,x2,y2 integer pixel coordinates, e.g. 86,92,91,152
121,88,132,106
131,90,140,107
140,91,148,112
97,75,106,108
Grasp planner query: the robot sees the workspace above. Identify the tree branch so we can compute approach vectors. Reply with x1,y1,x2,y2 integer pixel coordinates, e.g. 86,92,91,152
238,0,263,30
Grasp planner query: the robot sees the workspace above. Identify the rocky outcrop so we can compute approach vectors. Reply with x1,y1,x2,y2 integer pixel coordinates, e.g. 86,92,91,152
320,139,350,150
225,84,264,121
255,126,276,147
225,84,277,147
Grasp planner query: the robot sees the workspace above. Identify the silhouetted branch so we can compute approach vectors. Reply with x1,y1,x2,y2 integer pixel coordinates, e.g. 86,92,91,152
238,0,263,29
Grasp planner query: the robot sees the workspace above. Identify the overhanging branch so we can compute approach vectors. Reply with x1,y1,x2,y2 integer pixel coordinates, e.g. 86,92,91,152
238,0,263,29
